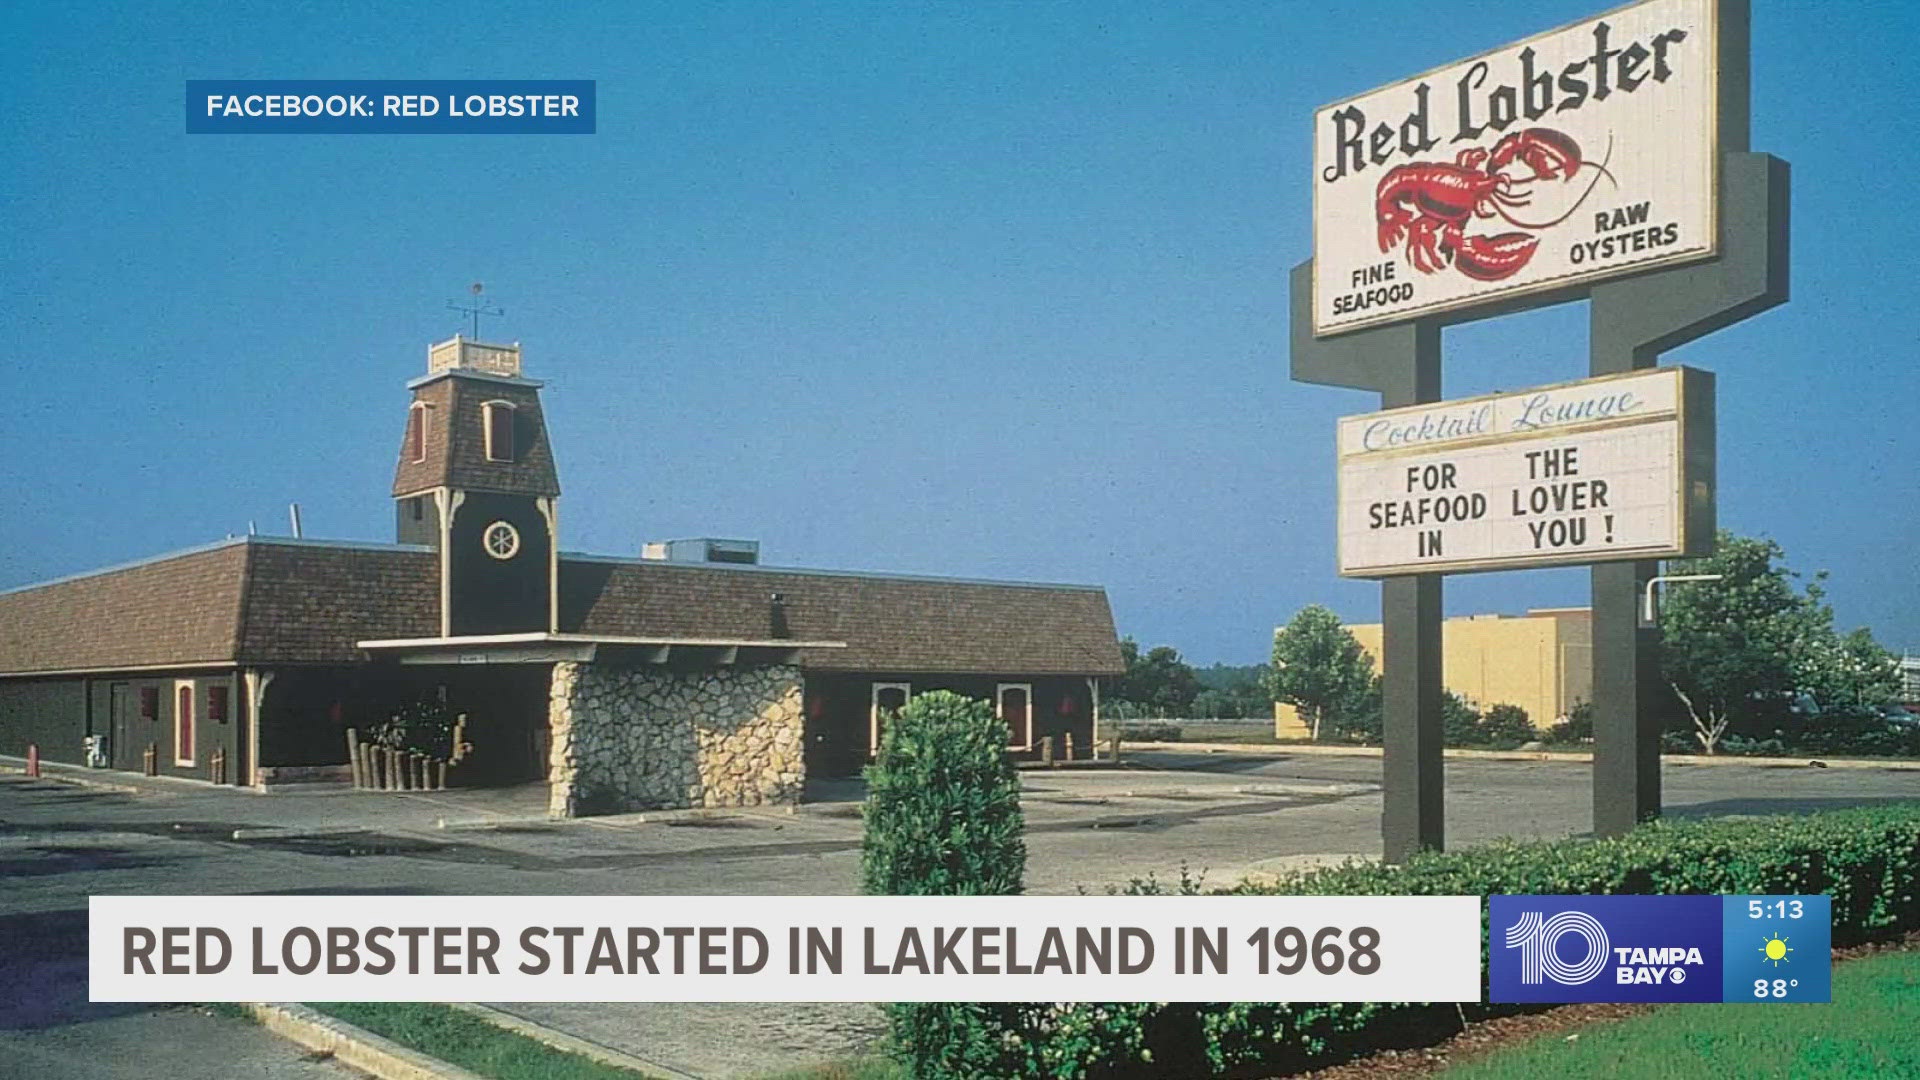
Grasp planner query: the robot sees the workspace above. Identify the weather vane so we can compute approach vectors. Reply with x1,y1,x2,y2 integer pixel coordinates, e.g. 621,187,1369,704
447,282,504,339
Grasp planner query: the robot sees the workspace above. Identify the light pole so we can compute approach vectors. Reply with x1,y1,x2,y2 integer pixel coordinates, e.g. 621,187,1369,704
1642,573,1724,626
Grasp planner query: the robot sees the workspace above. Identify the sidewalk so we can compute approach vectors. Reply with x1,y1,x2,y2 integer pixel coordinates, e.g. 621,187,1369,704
0,755,551,835
1118,740,1920,771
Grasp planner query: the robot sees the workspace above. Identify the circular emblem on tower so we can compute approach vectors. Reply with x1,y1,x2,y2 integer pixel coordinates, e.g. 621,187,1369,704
482,520,521,560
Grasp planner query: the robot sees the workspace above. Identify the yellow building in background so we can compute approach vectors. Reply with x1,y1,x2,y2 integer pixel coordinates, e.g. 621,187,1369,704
1275,607,1592,738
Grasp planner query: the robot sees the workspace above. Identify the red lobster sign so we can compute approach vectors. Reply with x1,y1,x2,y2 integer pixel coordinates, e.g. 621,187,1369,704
1376,127,1612,282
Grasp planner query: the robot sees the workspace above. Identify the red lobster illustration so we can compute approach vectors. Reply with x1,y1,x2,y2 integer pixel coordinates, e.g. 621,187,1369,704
1376,128,1612,282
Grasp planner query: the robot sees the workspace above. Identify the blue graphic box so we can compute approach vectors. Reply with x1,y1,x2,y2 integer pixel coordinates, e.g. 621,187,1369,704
1489,895,1829,1004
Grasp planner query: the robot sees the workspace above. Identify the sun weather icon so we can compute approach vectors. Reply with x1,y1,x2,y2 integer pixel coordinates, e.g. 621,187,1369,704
1759,933,1793,968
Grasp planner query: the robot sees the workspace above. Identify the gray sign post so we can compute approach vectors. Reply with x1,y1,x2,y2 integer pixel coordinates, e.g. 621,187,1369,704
1291,1,1786,861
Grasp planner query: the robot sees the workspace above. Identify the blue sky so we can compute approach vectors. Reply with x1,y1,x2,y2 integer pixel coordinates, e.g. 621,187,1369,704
2,0,1916,664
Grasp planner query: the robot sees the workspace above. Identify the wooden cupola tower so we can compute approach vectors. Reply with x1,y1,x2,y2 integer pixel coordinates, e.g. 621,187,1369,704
392,337,560,637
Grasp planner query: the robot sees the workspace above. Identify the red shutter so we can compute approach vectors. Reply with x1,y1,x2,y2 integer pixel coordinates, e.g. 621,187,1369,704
176,686,194,762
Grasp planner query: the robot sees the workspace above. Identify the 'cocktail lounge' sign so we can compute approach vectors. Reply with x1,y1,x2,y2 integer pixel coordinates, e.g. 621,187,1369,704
1336,368,1713,577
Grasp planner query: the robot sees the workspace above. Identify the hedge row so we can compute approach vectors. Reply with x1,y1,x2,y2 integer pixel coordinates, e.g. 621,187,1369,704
930,804,1920,1079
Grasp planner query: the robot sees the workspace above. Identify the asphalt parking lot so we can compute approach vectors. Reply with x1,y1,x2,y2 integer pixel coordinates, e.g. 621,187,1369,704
3,752,1916,1077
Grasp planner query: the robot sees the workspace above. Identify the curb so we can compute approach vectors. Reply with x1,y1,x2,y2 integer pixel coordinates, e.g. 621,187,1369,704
0,759,147,793
229,825,390,841
435,805,819,831
0,756,256,794
1119,741,1920,771
451,1003,699,1079
244,1002,484,1080
435,814,558,832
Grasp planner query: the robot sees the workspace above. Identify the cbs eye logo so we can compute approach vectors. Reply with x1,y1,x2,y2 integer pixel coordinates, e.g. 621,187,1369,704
1504,910,1610,986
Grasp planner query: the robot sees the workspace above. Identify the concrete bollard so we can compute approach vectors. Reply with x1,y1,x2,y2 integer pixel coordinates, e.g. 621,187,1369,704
1064,732,1075,762
25,743,39,778
1040,737,1054,766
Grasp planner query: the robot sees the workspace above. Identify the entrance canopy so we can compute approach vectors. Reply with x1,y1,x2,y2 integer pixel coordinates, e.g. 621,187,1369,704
356,631,846,667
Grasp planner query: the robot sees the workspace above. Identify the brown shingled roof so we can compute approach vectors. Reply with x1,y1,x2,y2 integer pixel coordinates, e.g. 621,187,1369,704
0,541,249,674
561,558,1125,676
237,542,438,663
0,539,1122,678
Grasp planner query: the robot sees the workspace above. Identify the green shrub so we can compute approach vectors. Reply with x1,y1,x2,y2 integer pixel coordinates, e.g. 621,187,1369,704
368,695,456,757
1476,704,1535,749
1718,733,1788,757
1543,700,1593,744
862,690,1024,897
862,690,1029,1077
993,803,1920,1078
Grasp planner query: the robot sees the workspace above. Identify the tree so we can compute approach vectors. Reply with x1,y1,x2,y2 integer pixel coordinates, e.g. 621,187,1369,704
1328,672,1383,743
1656,532,1898,754
1660,535,1804,753
1192,663,1276,719
1111,637,1202,718
1269,606,1376,741
1795,627,1903,721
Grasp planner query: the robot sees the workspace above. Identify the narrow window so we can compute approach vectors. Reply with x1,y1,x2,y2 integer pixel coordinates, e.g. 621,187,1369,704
406,402,427,463
870,682,910,754
484,401,516,463
411,495,425,521
998,683,1033,749
208,685,229,724
174,681,196,766
139,687,159,721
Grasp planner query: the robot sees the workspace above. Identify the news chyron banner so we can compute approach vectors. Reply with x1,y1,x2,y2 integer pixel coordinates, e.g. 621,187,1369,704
91,895,1481,1003
1490,895,1832,1004
187,81,595,134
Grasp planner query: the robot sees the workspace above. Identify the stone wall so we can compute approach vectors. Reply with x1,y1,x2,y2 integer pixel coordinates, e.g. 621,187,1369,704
547,661,804,817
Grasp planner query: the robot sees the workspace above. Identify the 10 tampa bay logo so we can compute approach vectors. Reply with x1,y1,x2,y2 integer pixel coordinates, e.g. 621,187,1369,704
1504,909,1706,987
1489,895,1723,1003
